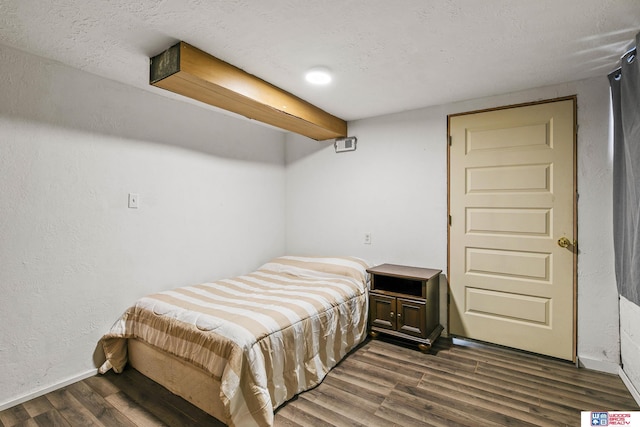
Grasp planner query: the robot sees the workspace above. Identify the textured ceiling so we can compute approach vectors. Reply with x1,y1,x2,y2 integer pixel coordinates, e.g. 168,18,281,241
1,0,639,122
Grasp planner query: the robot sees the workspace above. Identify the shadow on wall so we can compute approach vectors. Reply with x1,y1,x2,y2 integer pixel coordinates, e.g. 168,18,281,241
439,273,449,336
0,44,285,165
284,132,334,165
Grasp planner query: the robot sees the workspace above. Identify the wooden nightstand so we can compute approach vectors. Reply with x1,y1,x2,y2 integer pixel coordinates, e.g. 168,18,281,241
367,263,443,352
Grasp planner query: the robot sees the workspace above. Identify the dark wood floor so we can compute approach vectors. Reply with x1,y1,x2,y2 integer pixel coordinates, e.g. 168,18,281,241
1,337,638,427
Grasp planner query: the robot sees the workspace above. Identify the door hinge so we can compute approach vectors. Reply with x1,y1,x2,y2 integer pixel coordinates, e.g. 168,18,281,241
449,215,452,226
449,135,452,146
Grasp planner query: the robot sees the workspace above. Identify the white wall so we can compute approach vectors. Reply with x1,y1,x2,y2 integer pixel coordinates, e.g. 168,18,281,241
286,76,621,370
620,297,640,402
0,44,286,407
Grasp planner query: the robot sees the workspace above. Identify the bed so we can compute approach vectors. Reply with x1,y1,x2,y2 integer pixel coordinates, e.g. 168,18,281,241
99,256,370,427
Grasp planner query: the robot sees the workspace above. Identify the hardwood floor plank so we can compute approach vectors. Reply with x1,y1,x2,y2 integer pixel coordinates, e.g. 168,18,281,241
383,388,501,427
447,342,607,384
276,397,351,427
321,374,388,405
84,375,122,399
478,355,633,395
45,387,105,426
33,410,72,427
400,344,483,374
420,364,580,425
394,382,541,427
20,397,53,419
329,362,396,392
104,392,167,427
368,339,477,370
66,381,137,427
350,351,427,382
7,419,38,427
296,382,390,427
330,357,400,389
0,404,30,427
374,404,463,427
476,362,640,409
421,370,537,412
449,341,631,391
417,376,560,427
271,409,305,427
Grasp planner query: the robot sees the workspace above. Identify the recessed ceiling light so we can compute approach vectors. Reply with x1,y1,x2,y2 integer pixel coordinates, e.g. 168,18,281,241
305,67,332,85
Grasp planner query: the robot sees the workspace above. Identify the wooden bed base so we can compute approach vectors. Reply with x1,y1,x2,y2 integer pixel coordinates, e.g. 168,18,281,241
128,339,228,424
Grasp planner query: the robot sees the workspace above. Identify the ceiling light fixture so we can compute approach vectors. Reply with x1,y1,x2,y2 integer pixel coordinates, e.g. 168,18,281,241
305,67,332,85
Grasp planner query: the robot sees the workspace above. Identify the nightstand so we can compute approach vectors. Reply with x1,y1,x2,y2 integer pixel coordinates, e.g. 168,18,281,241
367,263,443,352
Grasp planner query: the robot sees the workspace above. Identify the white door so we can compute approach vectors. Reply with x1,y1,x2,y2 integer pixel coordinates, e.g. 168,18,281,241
448,98,576,361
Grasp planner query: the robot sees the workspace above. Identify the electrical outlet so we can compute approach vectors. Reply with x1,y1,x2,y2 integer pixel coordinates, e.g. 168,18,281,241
128,193,139,209
364,233,372,245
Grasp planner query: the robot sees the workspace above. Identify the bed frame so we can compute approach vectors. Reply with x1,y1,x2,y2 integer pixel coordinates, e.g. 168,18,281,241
128,339,229,424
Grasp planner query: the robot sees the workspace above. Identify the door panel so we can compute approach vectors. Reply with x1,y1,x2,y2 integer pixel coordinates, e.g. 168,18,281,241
465,287,550,325
466,164,550,192
370,294,396,330
449,98,576,361
466,208,550,236
397,298,427,338
466,247,550,280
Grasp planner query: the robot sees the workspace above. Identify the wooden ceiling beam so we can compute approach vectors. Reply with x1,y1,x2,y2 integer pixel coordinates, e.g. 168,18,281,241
150,42,347,141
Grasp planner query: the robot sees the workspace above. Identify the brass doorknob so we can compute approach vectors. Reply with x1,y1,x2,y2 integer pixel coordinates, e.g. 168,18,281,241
558,237,571,248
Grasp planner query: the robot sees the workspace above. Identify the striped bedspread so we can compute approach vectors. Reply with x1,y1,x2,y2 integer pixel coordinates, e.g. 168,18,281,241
99,256,370,427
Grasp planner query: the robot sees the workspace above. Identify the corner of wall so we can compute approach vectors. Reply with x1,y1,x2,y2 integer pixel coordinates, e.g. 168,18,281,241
577,356,620,375
0,369,97,412
619,366,640,406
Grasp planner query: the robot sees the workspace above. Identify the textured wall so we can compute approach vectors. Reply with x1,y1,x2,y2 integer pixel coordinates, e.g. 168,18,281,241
0,44,286,407
286,76,621,370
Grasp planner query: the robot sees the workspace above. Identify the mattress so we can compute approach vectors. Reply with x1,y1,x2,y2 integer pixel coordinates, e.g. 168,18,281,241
99,256,370,427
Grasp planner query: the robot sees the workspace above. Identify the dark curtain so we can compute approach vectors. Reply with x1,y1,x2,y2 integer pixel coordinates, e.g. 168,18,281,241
609,32,640,306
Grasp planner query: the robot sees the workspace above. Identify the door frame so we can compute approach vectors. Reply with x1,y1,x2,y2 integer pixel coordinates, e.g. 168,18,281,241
446,95,578,361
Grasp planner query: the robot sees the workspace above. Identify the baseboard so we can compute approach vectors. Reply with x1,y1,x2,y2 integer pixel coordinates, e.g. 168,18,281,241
577,356,620,375
619,366,640,406
0,368,98,412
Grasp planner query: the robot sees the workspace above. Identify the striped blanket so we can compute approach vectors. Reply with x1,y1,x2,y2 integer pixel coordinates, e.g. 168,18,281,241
99,256,370,427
